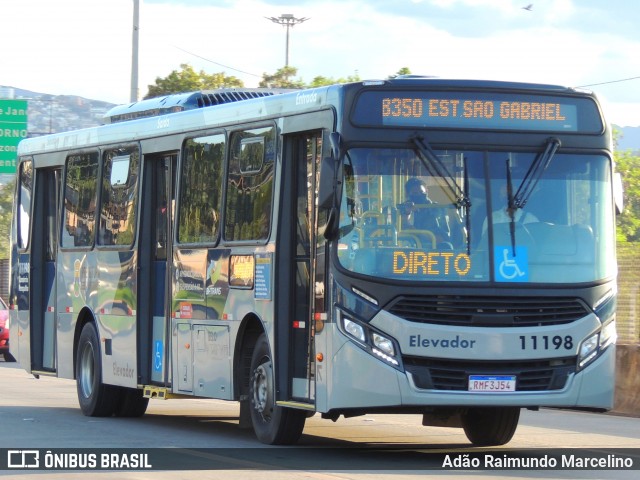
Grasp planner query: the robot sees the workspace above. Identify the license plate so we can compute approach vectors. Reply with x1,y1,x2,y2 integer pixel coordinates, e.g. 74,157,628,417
468,375,516,392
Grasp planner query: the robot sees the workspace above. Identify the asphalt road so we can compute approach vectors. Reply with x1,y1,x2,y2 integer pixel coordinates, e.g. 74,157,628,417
1,359,639,479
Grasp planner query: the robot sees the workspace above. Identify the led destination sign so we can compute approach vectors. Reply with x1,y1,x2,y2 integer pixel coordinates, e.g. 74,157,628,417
385,95,575,130
353,91,603,133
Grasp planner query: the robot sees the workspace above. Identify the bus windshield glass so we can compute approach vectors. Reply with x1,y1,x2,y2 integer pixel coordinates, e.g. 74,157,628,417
336,147,614,284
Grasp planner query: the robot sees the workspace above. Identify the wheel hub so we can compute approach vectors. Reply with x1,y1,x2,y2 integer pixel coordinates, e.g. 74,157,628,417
252,360,273,420
79,342,95,399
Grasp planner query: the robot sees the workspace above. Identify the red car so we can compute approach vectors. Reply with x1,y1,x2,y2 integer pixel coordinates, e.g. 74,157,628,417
0,297,15,362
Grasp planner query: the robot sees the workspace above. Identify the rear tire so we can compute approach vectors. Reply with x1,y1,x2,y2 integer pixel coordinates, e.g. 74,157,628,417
76,322,118,417
249,333,306,445
4,352,16,362
462,407,520,446
114,387,149,417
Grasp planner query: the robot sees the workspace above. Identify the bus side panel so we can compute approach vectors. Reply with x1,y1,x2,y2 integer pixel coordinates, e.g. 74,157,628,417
96,250,138,389
9,253,32,371
55,250,138,386
313,310,330,412
41,260,57,370
55,310,75,379
171,248,233,398
55,251,94,379
150,260,166,383
100,312,138,388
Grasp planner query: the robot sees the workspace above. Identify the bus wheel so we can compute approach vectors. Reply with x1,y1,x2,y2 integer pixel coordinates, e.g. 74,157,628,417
249,333,306,445
461,407,520,446
114,387,149,417
76,322,118,417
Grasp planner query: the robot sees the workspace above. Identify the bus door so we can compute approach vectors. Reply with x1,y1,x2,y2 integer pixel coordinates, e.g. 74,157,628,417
30,167,61,373
277,132,325,406
138,153,176,386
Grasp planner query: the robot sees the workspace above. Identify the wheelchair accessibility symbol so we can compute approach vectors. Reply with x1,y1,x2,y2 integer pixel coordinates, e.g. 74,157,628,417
154,340,163,372
495,247,529,282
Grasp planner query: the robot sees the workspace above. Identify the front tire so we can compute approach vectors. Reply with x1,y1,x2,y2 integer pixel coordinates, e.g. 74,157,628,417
76,322,118,417
462,407,520,446
249,333,306,445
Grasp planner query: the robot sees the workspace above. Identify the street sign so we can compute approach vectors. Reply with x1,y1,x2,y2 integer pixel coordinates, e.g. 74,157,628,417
0,99,28,174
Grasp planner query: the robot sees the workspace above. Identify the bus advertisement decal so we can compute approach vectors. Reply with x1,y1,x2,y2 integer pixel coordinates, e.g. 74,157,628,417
175,250,206,300
206,250,230,319
178,302,193,319
174,249,230,320
230,255,254,288
205,250,229,298
254,253,272,300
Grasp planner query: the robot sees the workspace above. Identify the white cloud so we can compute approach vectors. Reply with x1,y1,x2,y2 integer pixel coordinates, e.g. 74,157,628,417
1,0,638,126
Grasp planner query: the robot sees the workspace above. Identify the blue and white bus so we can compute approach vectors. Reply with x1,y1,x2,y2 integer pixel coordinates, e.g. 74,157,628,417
9,78,619,446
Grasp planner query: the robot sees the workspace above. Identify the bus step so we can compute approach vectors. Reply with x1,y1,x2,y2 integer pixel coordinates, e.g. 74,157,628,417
30,370,57,378
276,400,316,411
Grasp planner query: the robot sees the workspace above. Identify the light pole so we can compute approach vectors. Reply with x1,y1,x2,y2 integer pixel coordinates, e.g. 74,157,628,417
266,14,309,67
131,0,140,102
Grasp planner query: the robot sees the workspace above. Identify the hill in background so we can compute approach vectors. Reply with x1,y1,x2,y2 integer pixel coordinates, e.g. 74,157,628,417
616,126,640,153
3,86,115,136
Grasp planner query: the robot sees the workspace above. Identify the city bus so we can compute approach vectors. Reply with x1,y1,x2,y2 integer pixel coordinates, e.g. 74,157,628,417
9,78,620,446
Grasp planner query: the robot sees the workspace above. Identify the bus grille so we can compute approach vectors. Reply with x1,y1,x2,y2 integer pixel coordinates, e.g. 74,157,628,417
403,356,576,391
387,295,590,327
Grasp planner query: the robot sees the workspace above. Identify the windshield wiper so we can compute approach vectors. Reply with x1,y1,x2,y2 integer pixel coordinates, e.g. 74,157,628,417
513,137,561,209
411,134,472,253
411,134,471,209
506,157,517,256
463,155,471,255
505,137,561,256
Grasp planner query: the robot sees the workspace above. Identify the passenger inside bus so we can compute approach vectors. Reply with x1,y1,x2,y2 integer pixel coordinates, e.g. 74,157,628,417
482,183,538,234
399,178,449,237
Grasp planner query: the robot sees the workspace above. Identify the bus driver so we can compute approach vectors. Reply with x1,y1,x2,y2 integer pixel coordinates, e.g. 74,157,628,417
399,177,452,243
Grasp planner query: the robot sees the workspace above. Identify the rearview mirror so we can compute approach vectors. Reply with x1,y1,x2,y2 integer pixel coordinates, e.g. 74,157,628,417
613,171,624,215
317,133,344,240
318,155,337,210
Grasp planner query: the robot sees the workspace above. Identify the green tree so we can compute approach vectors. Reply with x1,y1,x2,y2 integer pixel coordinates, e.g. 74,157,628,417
615,146,640,242
259,66,306,89
308,73,361,87
145,64,244,99
389,67,412,78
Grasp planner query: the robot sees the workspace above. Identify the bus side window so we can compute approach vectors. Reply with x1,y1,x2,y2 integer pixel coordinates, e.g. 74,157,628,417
17,159,33,250
98,147,140,247
224,126,276,242
62,152,99,248
178,135,225,244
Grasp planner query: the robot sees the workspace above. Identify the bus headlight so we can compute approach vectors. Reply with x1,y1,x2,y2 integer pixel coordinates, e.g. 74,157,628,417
343,318,366,343
577,292,618,371
373,333,395,357
578,320,616,371
337,309,402,370
578,333,599,369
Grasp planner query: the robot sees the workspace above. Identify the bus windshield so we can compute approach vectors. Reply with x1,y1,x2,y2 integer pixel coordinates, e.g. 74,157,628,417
336,147,615,284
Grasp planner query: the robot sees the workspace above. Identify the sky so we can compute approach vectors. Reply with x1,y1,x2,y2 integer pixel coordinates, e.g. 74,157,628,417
2,0,639,126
